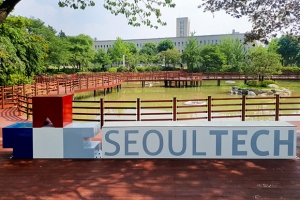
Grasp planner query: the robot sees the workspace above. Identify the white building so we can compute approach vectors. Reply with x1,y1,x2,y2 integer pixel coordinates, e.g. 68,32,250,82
93,18,250,53
176,17,190,37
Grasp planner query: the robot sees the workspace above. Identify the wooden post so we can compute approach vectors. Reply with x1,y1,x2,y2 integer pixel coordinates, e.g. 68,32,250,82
100,98,104,128
35,82,37,96
137,98,141,121
242,95,246,121
1,87,4,109
65,81,67,94
46,82,49,94
208,96,212,121
57,81,60,94
275,94,280,121
17,94,21,116
26,94,29,120
173,97,177,121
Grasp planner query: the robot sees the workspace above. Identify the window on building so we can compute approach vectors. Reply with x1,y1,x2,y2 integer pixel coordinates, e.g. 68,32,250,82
216,40,218,44
140,44,142,47
137,44,138,47
204,41,206,45
101,45,102,48
107,45,108,48
174,42,176,46
182,42,184,45
200,41,202,44
95,45,97,49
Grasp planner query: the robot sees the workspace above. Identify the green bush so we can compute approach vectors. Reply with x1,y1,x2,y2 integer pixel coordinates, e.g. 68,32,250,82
136,66,145,72
261,80,277,87
247,80,278,87
281,66,300,72
247,80,260,87
117,66,128,72
108,67,117,73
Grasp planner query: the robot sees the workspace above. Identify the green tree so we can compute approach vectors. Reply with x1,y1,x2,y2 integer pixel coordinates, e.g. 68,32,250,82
0,0,176,27
245,45,282,81
68,34,95,71
199,0,300,44
139,42,158,65
0,16,48,85
219,36,246,72
277,36,300,66
26,18,71,71
182,35,201,72
199,45,226,72
157,39,174,52
125,42,138,55
267,39,280,53
158,48,180,67
93,49,112,70
108,37,129,65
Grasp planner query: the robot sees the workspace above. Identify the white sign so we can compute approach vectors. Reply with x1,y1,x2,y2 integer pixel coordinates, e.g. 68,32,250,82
102,121,296,159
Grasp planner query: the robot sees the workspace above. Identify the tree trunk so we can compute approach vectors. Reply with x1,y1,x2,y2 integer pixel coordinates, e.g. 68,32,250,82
0,0,21,24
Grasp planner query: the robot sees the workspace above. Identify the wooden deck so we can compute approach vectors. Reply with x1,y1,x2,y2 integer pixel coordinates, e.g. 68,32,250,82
1,108,300,199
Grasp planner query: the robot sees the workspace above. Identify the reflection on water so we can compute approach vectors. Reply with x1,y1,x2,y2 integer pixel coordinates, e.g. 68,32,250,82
74,80,300,122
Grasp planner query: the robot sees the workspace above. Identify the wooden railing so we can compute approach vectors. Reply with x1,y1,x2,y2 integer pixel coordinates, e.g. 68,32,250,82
18,94,300,127
3,71,300,109
0,73,122,108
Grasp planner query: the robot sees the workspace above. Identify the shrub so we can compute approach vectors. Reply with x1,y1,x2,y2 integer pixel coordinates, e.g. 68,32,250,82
261,80,277,87
117,66,128,72
281,66,300,72
108,67,117,73
136,66,145,72
247,80,260,87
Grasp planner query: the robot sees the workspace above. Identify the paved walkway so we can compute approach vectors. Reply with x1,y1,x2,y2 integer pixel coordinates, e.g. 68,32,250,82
1,108,300,199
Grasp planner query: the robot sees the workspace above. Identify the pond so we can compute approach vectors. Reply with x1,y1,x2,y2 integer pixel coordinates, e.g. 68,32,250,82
73,80,300,122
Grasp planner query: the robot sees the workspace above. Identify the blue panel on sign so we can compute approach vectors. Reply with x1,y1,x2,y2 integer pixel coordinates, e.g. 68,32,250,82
2,122,33,159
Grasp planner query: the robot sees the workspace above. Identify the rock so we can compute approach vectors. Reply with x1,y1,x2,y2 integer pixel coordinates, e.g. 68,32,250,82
226,81,236,84
266,90,274,95
268,84,279,89
248,91,256,96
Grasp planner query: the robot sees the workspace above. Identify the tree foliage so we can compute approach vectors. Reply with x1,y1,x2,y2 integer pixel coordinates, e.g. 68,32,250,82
277,36,300,66
93,49,112,70
219,36,246,72
199,0,300,44
181,35,201,72
158,48,180,67
0,16,48,85
245,45,282,81
157,39,174,52
199,45,226,72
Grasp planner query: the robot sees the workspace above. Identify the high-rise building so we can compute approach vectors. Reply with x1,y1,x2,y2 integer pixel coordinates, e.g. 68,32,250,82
176,17,190,37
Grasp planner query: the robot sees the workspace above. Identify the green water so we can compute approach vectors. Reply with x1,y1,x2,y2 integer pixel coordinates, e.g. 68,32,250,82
73,80,300,122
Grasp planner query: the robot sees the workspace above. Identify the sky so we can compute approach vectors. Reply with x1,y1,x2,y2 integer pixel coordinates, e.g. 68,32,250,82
12,0,253,41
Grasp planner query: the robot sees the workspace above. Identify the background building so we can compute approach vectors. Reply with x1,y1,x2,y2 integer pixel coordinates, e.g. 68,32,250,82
176,17,190,37
94,17,250,53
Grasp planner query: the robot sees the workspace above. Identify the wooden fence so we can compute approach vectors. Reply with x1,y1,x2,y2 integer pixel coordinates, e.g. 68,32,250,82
17,94,300,127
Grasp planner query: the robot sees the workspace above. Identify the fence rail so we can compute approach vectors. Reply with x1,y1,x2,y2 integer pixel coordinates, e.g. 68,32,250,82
3,71,300,109
17,94,300,127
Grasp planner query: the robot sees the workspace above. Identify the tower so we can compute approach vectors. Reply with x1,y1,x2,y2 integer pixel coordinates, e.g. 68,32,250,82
176,17,190,37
